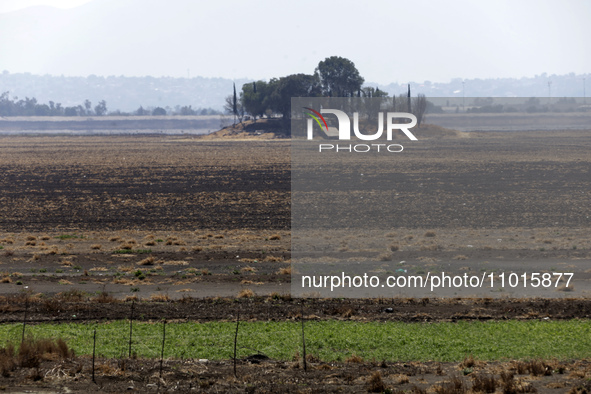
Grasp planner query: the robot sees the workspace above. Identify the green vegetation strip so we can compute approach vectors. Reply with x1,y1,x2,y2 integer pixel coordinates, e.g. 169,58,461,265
1,320,589,362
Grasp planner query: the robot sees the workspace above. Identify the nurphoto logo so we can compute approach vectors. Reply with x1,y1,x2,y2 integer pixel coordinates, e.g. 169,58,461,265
303,107,418,152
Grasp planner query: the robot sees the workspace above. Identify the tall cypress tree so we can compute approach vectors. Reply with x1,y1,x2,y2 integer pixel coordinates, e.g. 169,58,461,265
232,83,238,124
407,84,411,113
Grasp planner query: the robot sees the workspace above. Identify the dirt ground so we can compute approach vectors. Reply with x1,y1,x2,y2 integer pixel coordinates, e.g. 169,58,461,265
4,356,591,393
0,131,590,391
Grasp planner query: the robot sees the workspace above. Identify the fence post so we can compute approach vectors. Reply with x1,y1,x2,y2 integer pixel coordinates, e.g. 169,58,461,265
159,320,166,379
92,328,97,383
301,300,307,372
21,297,28,343
233,311,240,378
128,300,134,358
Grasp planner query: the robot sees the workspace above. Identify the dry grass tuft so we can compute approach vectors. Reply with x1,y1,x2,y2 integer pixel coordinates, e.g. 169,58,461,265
56,289,86,302
93,291,118,303
461,354,475,368
345,354,363,363
433,374,465,394
0,337,74,376
263,255,284,263
277,267,292,275
163,260,188,266
378,252,393,261
238,288,255,298
150,293,170,302
367,371,385,392
117,265,134,272
137,256,155,266
472,373,497,393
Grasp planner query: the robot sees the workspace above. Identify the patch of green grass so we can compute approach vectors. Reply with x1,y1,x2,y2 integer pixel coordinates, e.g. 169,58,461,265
113,249,152,254
0,320,588,362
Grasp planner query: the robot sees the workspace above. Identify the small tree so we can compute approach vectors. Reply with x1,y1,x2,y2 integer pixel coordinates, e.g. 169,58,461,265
94,100,107,116
412,94,427,126
152,107,167,116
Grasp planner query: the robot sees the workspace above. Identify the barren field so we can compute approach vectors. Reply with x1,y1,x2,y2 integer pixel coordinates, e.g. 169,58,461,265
0,131,590,392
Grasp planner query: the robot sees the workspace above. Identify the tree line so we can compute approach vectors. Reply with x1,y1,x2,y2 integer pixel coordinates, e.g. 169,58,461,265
224,56,428,126
0,92,221,117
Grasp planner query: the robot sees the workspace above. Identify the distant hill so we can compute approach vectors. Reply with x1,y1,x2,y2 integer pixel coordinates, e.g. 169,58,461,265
1,71,588,115
0,71,249,113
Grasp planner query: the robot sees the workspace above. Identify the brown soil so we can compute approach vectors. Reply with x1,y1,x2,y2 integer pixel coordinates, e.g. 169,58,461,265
0,131,590,391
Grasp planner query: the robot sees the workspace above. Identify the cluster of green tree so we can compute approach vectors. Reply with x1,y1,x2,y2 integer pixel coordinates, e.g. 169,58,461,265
0,92,107,117
224,56,365,122
224,56,429,126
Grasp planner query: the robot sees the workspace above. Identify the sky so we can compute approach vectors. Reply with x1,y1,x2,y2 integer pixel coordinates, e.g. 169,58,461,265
0,0,92,13
0,0,589,84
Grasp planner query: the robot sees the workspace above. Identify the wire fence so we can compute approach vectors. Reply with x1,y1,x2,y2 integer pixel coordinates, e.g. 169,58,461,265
0,301,310,363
